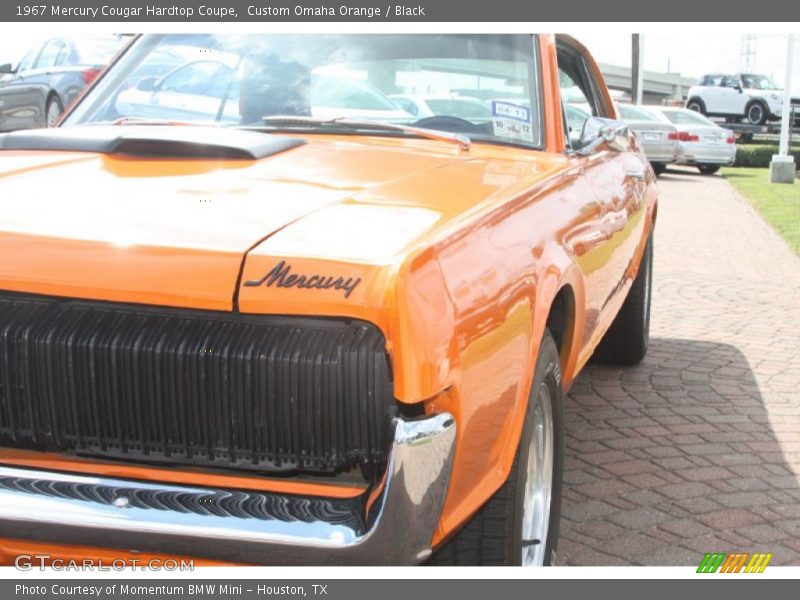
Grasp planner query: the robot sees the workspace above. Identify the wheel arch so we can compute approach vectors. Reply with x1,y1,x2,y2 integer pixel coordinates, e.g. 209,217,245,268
45,89,62,107
686,96,706,112
531,258,587,393
745,97,769,113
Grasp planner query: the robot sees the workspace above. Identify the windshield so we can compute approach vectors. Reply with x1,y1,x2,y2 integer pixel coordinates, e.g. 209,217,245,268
661,109,718,128
741,74,779,90
63,33,542,148
617,104,660,123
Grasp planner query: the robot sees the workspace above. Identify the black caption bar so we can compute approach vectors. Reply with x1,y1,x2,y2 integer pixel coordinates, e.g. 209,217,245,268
1,0,800,21
4,579,796,600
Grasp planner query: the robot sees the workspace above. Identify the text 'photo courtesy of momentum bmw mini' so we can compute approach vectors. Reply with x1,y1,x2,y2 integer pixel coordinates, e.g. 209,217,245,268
0,33,656,566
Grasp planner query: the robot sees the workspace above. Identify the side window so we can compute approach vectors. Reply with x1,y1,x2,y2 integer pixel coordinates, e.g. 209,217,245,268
36,40,67,69
53,42,72,67
559,70,591,148
16,49,37,73
721,76,740,89
557,42,608,150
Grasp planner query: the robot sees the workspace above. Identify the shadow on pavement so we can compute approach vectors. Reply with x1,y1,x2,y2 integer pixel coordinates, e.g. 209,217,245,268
560,337,800,566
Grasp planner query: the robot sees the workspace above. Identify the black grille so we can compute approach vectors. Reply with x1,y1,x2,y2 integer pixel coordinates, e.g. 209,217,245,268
0,292,394,475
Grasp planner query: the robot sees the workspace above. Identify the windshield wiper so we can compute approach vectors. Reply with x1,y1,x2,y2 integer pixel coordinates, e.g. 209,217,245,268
258,116,471,151
106,117,222,127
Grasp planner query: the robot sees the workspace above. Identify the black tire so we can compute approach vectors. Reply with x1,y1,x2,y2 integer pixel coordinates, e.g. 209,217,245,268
651,162,666,176
594,233,653,365
45,95,63,128
427,330,564,566
745,101,768,125
697,165,720,175
686,98,705,114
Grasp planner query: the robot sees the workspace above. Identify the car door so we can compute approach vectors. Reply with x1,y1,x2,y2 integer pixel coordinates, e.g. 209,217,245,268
557,41,648,353
697,75,723,113
0,45,47,131
718,75,747,116
22,39,68,86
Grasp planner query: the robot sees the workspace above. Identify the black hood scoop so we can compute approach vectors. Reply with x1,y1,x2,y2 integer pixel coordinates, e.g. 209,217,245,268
0,125,305,160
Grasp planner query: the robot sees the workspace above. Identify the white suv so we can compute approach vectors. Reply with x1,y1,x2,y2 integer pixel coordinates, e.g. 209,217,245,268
686,73,799,125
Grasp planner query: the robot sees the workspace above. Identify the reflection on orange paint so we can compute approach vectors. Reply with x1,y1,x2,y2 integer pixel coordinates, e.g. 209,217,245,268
0,34,657,559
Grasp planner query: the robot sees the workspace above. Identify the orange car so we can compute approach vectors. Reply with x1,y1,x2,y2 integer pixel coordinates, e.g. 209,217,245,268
0,33,656,566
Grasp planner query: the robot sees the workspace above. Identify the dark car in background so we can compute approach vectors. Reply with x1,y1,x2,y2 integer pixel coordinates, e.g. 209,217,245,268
0,34,128,131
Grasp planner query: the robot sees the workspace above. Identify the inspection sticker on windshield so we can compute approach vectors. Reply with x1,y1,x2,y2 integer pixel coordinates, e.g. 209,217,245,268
491,101,533,143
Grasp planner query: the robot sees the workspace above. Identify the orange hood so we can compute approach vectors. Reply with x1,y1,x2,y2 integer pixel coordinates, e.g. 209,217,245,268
0,131,568,312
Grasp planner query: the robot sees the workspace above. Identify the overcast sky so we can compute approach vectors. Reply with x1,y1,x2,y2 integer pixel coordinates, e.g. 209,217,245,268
1,31,798,94
575,32,800,94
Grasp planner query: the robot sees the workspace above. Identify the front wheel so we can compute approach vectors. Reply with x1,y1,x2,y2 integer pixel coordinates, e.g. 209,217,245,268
746,101,768,125
427,330,564,566
698,164,720,175
686,99,705,114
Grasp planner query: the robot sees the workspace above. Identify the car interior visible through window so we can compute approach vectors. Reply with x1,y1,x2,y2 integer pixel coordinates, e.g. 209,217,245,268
64,33,545,150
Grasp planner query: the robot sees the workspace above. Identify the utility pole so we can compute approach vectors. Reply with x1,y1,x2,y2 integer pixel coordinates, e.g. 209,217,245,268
740,34,757,72
770,34,796,184
632,34,644,105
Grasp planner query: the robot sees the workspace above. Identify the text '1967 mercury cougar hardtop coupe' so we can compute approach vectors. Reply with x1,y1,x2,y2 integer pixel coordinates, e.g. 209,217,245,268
0,33,656,566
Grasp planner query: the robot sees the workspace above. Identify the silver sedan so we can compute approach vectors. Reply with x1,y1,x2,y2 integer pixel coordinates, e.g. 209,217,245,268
616,103,679,176
647,106,736,175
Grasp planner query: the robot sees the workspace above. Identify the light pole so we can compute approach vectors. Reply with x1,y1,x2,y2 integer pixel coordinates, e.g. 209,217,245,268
632,34,644,105
770,34,796,184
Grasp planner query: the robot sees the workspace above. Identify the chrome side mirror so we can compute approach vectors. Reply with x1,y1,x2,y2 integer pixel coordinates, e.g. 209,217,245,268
578,116,632,156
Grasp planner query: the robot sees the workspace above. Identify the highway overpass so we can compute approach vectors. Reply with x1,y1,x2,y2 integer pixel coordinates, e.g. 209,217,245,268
599,63,697,104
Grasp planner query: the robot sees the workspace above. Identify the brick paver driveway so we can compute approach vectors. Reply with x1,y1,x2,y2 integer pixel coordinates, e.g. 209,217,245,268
559,167,800,566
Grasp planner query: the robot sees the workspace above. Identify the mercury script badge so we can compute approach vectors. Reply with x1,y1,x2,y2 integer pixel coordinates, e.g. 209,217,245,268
244,260,362,299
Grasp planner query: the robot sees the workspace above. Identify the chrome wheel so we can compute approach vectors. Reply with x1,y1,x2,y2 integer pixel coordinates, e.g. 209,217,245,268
46,98,62,127
520,382,554,566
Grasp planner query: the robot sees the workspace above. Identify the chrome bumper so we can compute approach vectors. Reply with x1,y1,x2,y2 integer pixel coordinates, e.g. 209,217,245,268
0,413,456,565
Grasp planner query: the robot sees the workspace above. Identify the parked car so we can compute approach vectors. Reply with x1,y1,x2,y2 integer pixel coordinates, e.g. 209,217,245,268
616,103,679,176
116,61,412,123
685,72,800,126
389,94,492,120
0,33,657,566
563,101,591,147
0,34,128,131
648,106,736,175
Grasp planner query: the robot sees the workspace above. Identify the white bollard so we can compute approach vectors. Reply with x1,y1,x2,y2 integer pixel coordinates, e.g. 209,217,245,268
770,34,796,183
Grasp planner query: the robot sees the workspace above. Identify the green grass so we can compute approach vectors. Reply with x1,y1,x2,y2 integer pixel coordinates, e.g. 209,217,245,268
722,167,800,255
